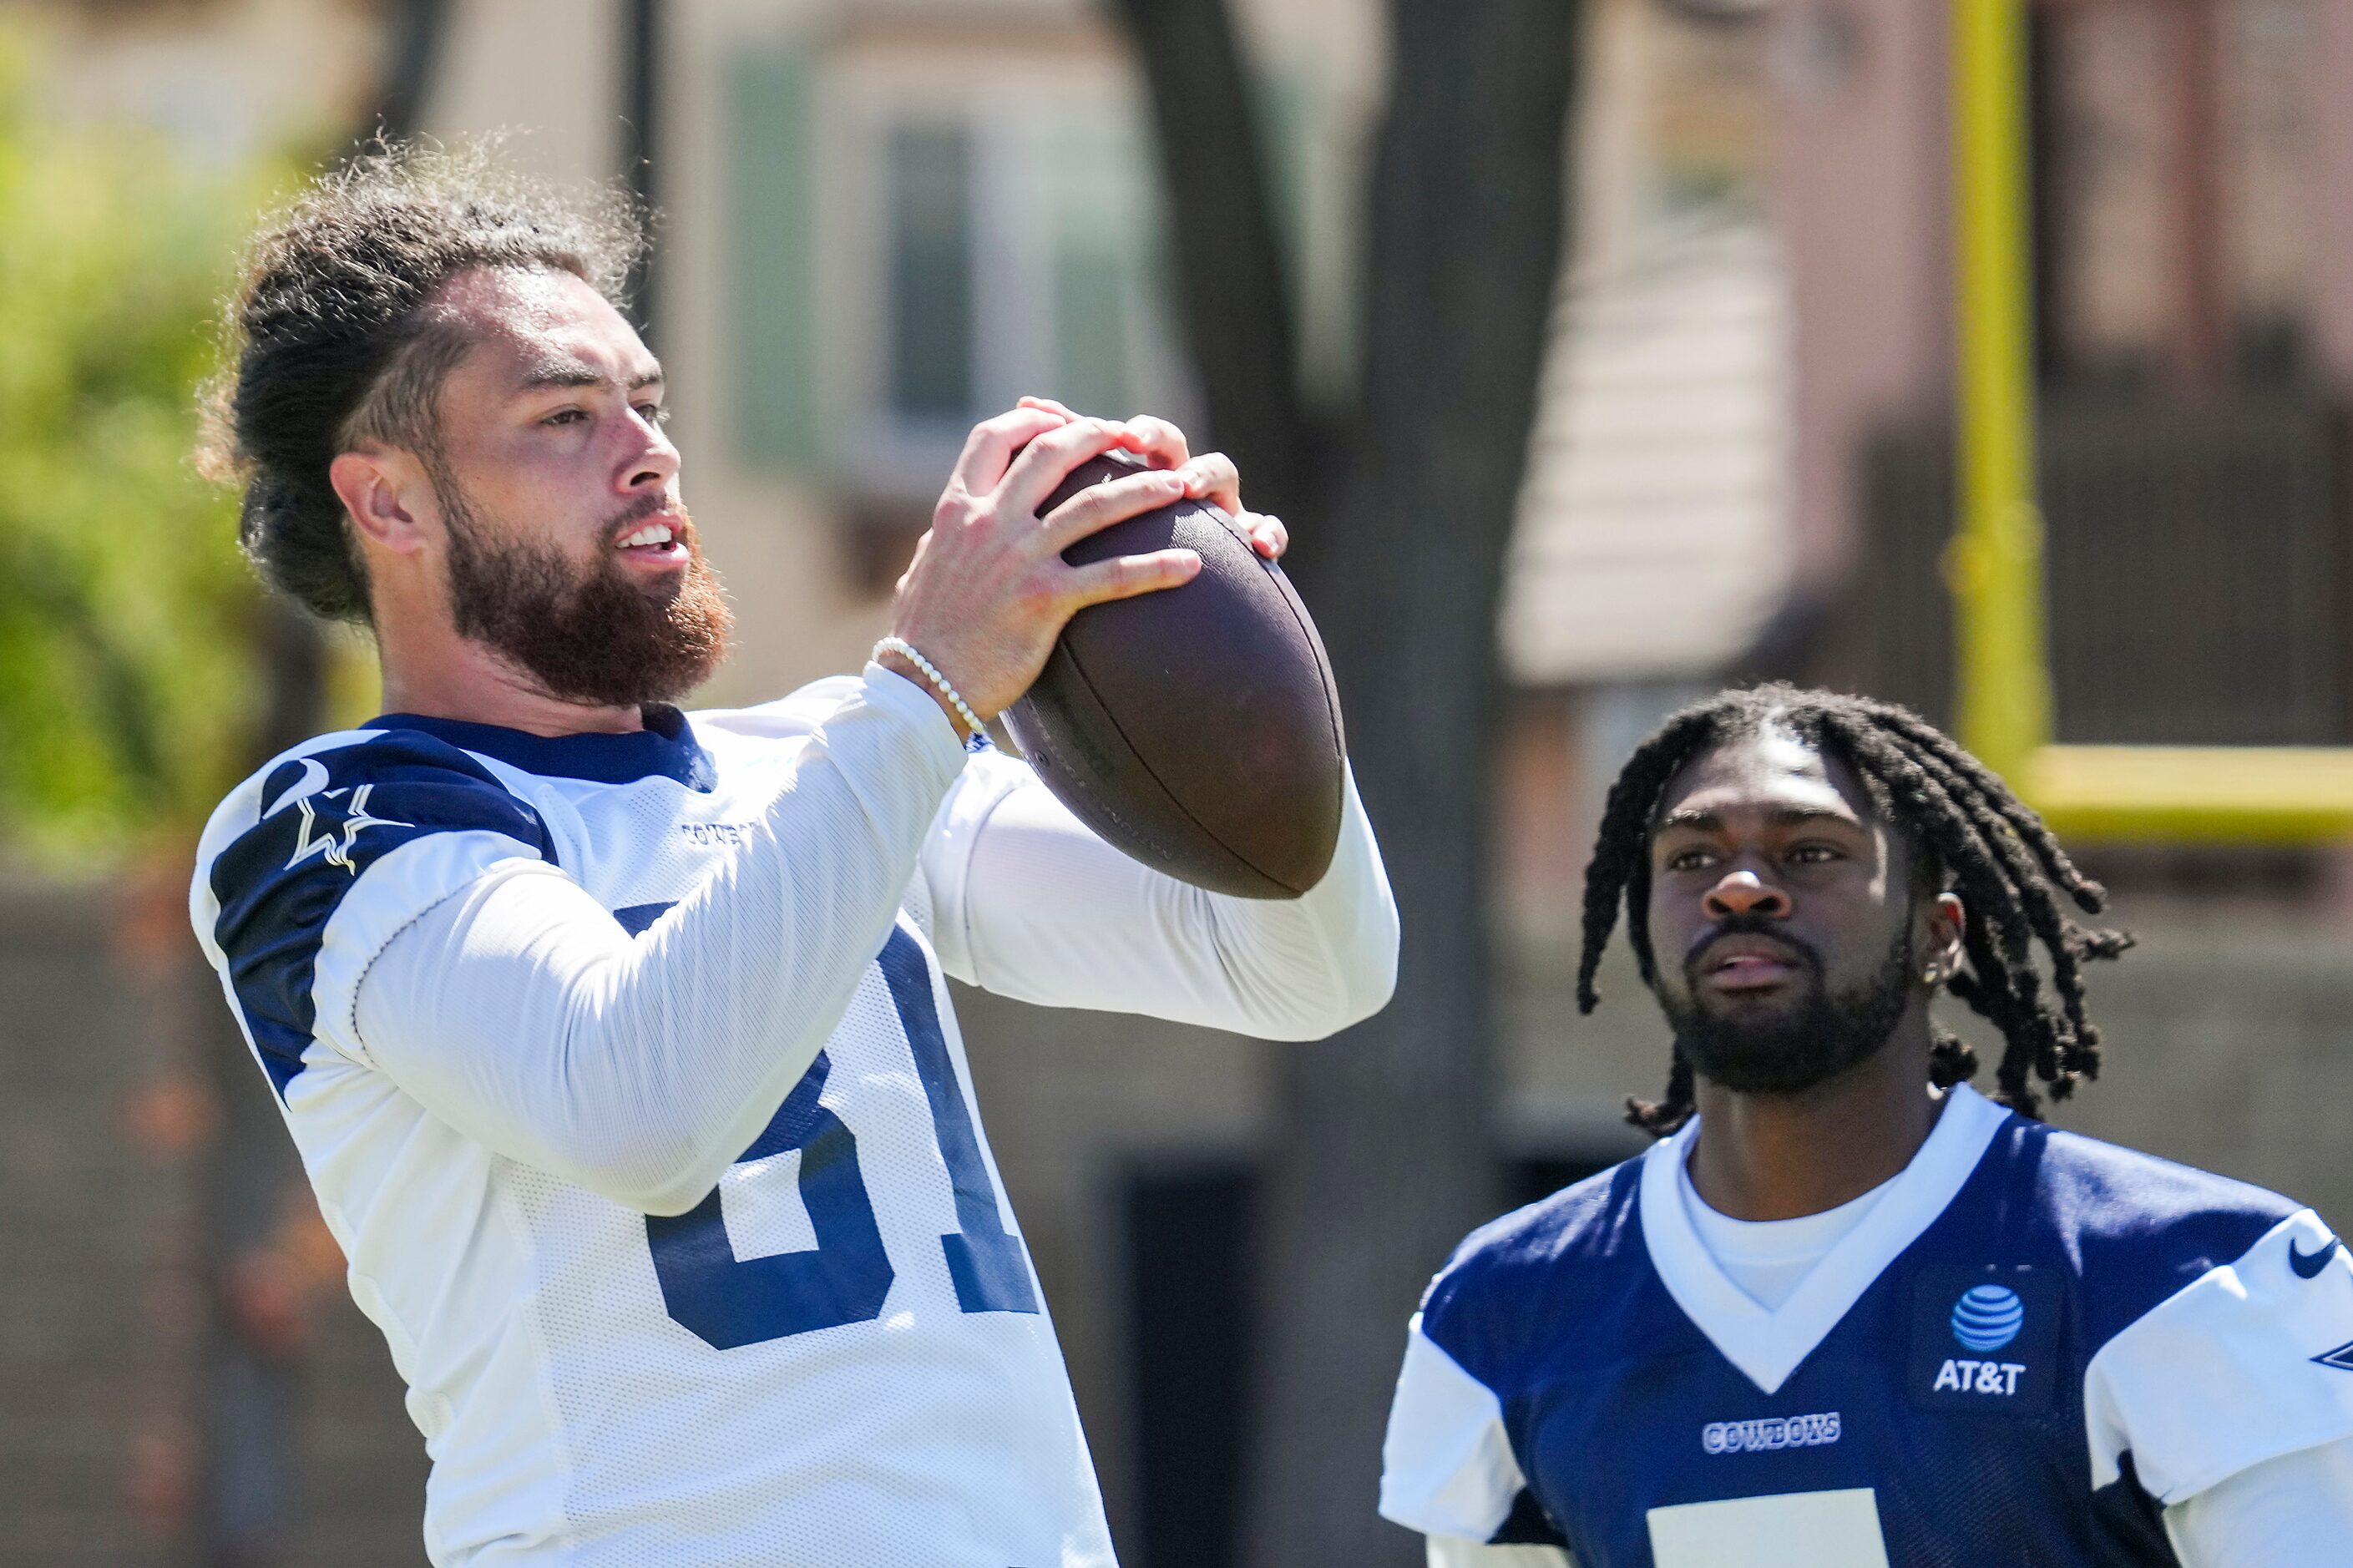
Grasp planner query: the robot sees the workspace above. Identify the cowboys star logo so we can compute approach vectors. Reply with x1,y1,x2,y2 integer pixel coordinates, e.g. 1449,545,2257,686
286,783,410,874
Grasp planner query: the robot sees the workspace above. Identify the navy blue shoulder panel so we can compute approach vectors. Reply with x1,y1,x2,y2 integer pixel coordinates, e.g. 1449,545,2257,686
1959,1115,2300,1355
209,731,557,1100
1420,1160,1672,1399
371,703,716,791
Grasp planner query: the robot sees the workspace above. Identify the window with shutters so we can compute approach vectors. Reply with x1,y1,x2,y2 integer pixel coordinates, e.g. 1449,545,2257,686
726,38,1197,510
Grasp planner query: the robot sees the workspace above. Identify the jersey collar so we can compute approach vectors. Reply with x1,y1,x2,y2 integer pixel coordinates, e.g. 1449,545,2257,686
1639,1082,2011,1395
369,705,718,791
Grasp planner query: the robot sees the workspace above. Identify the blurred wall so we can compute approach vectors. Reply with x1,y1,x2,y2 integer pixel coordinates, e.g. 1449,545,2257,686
0,880,429,1565
0,887,180,1565
9,0,380,158
1770,0,1950,594
2305,0,2353,386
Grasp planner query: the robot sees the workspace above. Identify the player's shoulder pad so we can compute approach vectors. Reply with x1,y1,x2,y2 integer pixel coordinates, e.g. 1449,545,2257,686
1984,1120,2351,1501
2004,1120,2303,1352
205,726,558,901
1384,1172,1638,1546
197,727,559,1098
1420,1157,1646,1386
2077,1193,2353,1500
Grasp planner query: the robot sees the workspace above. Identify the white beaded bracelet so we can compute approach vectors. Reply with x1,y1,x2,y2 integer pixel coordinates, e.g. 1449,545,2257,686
873,636,984,738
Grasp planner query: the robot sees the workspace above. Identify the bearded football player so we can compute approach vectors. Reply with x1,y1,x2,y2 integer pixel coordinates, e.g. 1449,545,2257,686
188,147,1397,1566
1380,686,2353,1566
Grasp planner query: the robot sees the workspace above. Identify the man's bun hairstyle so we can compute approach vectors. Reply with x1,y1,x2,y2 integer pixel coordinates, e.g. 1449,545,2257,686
197,140,647,623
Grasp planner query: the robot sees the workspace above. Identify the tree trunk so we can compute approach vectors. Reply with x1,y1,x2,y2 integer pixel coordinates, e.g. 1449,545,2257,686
620,0,665,342
1251,9,1577,1563
374,0,453,144
1114,0,1318,533
1119,3,1580,1564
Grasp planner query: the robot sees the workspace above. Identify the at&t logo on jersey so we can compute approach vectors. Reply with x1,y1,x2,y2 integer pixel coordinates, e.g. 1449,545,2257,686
1931,1358,2027,1396
1931,1283,2030,1395
1701,1411,1842,1454
1910,1267,2062,1412
1951,1283,2024,1350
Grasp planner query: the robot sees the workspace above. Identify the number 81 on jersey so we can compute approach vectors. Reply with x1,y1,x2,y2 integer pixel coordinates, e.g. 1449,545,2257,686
645,926,1037,1349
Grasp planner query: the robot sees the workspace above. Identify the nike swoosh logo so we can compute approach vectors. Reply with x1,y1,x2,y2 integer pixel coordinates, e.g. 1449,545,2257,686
2291,1237,2344,1279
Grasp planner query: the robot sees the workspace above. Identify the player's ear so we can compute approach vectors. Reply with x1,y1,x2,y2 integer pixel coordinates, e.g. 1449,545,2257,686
331,448,431,555
1924,890,1966,979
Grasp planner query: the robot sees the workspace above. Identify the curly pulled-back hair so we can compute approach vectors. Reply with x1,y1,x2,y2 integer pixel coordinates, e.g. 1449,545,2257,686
1579,685,2134,1137
196,141,647,622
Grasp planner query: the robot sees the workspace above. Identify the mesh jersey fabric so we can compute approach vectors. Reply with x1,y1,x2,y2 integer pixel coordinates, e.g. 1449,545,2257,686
189,668,1397,1566
1380,1085,2353,1568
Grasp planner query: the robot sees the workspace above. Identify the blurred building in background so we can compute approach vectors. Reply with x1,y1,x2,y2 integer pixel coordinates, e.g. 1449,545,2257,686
6,0,2353,1565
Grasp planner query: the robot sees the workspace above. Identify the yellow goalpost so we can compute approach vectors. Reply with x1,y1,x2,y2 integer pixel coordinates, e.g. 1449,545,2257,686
1948,0,2353,842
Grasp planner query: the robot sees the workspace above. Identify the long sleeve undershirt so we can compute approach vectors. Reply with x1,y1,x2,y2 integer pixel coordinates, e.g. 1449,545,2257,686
921,745,1395,1040
352,666,1397,1219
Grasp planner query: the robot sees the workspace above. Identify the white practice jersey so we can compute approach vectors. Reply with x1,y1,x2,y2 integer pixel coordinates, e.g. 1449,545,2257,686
190,666,1397,1567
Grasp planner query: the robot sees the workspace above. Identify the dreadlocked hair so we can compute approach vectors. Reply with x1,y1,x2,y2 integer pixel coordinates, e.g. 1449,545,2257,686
1577,685,2134,1138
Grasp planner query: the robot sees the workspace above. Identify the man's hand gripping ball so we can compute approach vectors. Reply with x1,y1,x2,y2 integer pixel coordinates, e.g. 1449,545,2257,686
880,402,1280,738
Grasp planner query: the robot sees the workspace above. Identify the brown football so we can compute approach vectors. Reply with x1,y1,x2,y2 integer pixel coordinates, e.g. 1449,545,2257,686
1002,451,1347,898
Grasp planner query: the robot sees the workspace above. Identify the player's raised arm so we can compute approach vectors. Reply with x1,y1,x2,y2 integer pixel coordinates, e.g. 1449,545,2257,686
918,749,1397,1040
205,399,1208,1220
908,405,1393,1035
337,674,957,1216
326,413,1212,1214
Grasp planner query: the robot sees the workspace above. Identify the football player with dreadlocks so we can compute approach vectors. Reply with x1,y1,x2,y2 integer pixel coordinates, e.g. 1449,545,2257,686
1379,686,2353,1567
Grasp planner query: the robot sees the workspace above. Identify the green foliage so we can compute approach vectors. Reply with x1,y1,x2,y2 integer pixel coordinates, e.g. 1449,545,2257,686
0,38,281,864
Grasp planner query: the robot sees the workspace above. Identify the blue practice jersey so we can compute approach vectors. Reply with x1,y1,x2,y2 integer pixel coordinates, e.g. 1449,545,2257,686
1380,1085,2353,1566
